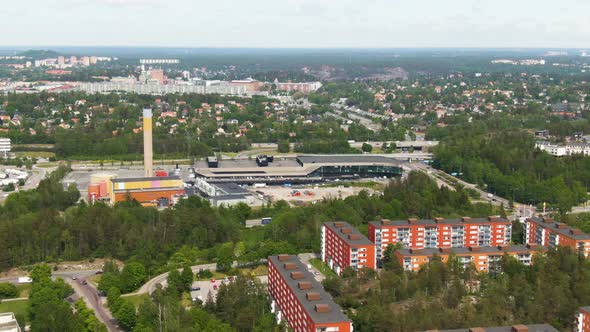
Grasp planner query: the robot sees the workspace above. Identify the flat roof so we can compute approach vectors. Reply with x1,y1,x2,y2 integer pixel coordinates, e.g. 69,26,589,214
528,217,590,240
397,244,544,257
580,306,590,314
297,154,401,165
427,324,558,332
112,175,181,183
324,221,373,246
268,255,351,325
213,182,249,195
370,217,510,227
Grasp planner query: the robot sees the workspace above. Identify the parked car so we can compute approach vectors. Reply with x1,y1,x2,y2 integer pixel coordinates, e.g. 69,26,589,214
191,286,201,291
213,284,218,290
211,278,216,283
82,280,88,285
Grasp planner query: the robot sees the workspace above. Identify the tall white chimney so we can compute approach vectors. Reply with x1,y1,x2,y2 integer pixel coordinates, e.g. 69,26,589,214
143,107,153,177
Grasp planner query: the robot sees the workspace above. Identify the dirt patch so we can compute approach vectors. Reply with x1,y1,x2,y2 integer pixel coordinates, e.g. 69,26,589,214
0,258,124,278
250,185,374,205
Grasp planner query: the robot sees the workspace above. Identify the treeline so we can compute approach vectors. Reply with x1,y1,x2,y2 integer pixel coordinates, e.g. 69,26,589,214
431,125,589,213
324,246,590,331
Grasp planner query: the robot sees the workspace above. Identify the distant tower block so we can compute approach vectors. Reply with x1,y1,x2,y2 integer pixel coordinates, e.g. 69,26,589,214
143,107,154,177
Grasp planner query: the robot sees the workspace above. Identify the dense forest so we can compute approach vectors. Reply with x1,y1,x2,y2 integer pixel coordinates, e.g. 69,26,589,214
324,246,590,332
431,122,590,213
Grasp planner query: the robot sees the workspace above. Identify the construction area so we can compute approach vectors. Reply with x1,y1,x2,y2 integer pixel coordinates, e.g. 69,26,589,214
249,184,378,205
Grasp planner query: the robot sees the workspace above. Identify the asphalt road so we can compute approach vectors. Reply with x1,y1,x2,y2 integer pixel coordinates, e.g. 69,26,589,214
67,275,121,332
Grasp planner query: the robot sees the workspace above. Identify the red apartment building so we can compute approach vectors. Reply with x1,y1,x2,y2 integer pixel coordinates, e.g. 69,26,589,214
525,217,590,258
368,217,512,263
268,255,353,332
321,222,376,275
576,306,590,332
395,244,544,272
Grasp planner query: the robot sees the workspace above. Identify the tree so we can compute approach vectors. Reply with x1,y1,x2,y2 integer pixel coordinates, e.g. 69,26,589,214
180,265,193,292
0,282,18,299
107,287,122,313
361,142,373,153
277,140,290,153
216,243,234,271
167,269,183,295
120,262,147,293
115,300,137,331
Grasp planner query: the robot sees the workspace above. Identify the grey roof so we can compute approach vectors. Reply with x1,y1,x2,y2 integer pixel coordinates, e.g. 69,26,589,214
297,154,401,165
580,306,590,313
268,255,351,325
528,217,590,240
397,244,544,257
213,182,249,195
112,175,181,183
426,324,559,332
324,222,373,246
369,217,510,227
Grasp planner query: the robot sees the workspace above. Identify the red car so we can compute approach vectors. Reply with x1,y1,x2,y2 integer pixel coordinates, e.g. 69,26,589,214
211,278,216,283
213,284,218,290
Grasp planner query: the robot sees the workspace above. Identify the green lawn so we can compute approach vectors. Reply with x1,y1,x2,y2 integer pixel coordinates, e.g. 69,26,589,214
309,258,337,278
121,293,149,308
0,299,28,324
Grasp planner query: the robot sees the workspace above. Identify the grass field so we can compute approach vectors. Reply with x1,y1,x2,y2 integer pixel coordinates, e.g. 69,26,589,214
15,151,56,158
309,258,337,278
0,299,28,324
121,293,149,308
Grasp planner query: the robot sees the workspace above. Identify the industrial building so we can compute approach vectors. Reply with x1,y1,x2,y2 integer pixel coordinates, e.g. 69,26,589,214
395,244,545,272
525,217,590,258
423,324,558,332
368,217,512,263
194,154,403,184
87,107,185,207
268,255,353,332
192,178,252,206
321,222,376,274
577,306,590,332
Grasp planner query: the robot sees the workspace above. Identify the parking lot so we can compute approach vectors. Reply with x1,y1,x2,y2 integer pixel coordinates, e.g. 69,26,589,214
189,275,268,302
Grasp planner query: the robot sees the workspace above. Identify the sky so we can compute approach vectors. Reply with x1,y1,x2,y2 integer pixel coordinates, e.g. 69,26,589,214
1,0,590,48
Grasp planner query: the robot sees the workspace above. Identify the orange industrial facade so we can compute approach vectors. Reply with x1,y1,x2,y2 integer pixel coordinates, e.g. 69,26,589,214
268,255,352,332
321,222,376,275
395,244,545,272
113,189,185,206
525,217,590,258
368,216,512,263
576,307,590,332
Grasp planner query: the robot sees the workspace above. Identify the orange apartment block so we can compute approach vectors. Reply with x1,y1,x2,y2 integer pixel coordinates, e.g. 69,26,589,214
395,244,545,272
321,222,376,275
268,255,353,332
369,216,512,263
577,306,590,332
525,217,590,258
